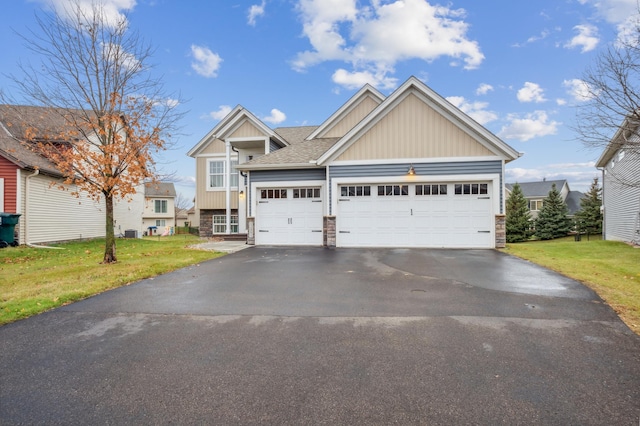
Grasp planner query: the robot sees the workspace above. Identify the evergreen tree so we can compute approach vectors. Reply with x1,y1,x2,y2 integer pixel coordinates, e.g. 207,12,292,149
574,177,603,234
506,183,532,242
535,183,572,240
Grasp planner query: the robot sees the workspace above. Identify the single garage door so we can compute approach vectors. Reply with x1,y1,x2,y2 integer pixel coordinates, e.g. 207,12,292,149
255,187,323,245
336,182,493,248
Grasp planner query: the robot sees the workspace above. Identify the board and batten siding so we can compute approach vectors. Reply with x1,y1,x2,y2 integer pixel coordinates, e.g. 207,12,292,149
329,161,503,215
195,156,239,210
602,148,640,242
336,93,495,161
229,120,267,139
19,171,105,244
321,95,381,138
0,156,18,212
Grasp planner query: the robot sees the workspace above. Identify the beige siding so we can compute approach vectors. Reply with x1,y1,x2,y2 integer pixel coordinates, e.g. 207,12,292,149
336,93,494,161
201,138,226,154
229,120,268,138
113,187,145,237
19,172,105,244
195,156,239,210
323,96,380,138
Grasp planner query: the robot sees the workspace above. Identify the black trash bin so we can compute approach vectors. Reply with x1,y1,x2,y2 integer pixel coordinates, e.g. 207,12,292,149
0,213,21,247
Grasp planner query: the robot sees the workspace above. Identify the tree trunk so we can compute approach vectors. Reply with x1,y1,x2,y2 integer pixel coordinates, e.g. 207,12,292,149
103,194,117,264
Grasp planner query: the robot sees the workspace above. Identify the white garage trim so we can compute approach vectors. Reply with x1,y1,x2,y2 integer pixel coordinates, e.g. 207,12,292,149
330,173,501,218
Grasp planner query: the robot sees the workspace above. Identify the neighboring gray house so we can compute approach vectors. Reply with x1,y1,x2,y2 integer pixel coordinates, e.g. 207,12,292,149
595,116,640,244
506,179,584,220
189,76,521,249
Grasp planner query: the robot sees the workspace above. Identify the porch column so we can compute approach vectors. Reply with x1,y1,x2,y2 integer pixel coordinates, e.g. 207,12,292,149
225,140,231,235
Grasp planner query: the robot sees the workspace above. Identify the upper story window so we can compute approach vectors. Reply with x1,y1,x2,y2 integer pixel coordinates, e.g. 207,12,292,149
529,200,543,211
207,158,238,189
154,199,168,213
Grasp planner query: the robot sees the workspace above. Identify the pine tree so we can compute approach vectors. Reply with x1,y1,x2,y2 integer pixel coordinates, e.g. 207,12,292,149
574,177,603,234
535,183,572,240
506,183,532,242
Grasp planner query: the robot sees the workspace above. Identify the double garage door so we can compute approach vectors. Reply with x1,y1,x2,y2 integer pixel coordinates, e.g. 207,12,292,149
255,181,493,248
337,182,493,248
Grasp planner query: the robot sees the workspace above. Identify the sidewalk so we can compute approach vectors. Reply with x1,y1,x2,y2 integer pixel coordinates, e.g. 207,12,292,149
190,240,251,253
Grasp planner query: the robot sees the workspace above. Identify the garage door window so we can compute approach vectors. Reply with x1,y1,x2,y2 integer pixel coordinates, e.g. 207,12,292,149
416,184,447,195
454,183,488,195
378,185,408,196
261,189,287,199
293,188,321,198
340,185,371,197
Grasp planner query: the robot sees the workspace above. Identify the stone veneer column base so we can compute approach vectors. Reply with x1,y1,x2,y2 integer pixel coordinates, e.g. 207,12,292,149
323,216,336,248
199,210,213,238
495,214,506,248
246,217,255,245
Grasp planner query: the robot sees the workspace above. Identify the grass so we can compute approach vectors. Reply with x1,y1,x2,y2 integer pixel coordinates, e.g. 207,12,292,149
502,236,640,335
0,235,223,325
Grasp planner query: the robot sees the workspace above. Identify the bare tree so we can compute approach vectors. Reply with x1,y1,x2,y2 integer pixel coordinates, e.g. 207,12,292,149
4,1,183,263
575,21,640,188
174,192,193,212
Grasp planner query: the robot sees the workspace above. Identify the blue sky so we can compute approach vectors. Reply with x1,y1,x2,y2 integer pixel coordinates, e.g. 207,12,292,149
2,0,639,203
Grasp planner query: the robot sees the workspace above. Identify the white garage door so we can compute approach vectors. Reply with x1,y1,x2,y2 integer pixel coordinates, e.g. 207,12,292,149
337,182,493,248
255,187,323,245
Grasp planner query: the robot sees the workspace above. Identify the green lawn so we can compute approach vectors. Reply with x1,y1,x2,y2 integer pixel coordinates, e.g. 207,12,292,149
0,235,222,325
502,236,640,335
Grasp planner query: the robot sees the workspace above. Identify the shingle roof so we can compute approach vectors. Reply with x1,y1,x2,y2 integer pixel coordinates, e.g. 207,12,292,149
565,190,584,215
274,126,318,144
240,137,340,168
144,182,176,197
506,180,568,198
0,105,70,176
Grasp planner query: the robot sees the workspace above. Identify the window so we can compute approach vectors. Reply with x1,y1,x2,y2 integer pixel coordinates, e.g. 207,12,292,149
260,189,288,199
156,219,166,227
207,159,239,189
154,199,167,213
377,185,408,196
293,188,321,198
213,215,239,233
416,184,447,196
454,183,488,195
529,200,543,211
340,185,371,197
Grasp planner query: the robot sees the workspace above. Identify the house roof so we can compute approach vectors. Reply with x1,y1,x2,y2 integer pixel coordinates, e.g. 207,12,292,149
240,138,340,169
0,104,72,177
565,190,584,215
274,126,318,145
187,105,289,157
316,76,521,165
595,114,638,168
144,182,176,197
506,180,568,198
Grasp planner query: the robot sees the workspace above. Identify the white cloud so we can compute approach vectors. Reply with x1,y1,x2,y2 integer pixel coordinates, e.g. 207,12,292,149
579,0,638,45
475,83,493,95
332,68,398,90
517,82,547,103
248,0,266,26
190,45,222,78
565,24,599,52
563,79,595,102
41,0,136,27
505,162,598,192
262,108,286,124
446,96,497,125
210,105,232,121
498,111,560,141
293,0,483,89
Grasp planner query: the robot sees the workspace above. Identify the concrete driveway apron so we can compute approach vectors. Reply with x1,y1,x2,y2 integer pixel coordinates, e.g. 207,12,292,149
1,247,639,425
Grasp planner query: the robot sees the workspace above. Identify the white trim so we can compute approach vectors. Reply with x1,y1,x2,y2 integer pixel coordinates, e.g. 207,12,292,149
328,156,504,166
205,156,239,192
0,177,4,212
330,173,501,225
250,180,326,219
238,163,320,171
306,86,385,140
317,76,520,165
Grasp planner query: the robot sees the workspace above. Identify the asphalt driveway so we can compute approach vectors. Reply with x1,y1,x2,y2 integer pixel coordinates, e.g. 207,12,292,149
1,247,639,424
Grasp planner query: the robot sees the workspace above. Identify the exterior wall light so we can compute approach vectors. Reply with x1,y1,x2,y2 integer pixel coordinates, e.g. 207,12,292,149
408,165,416,175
